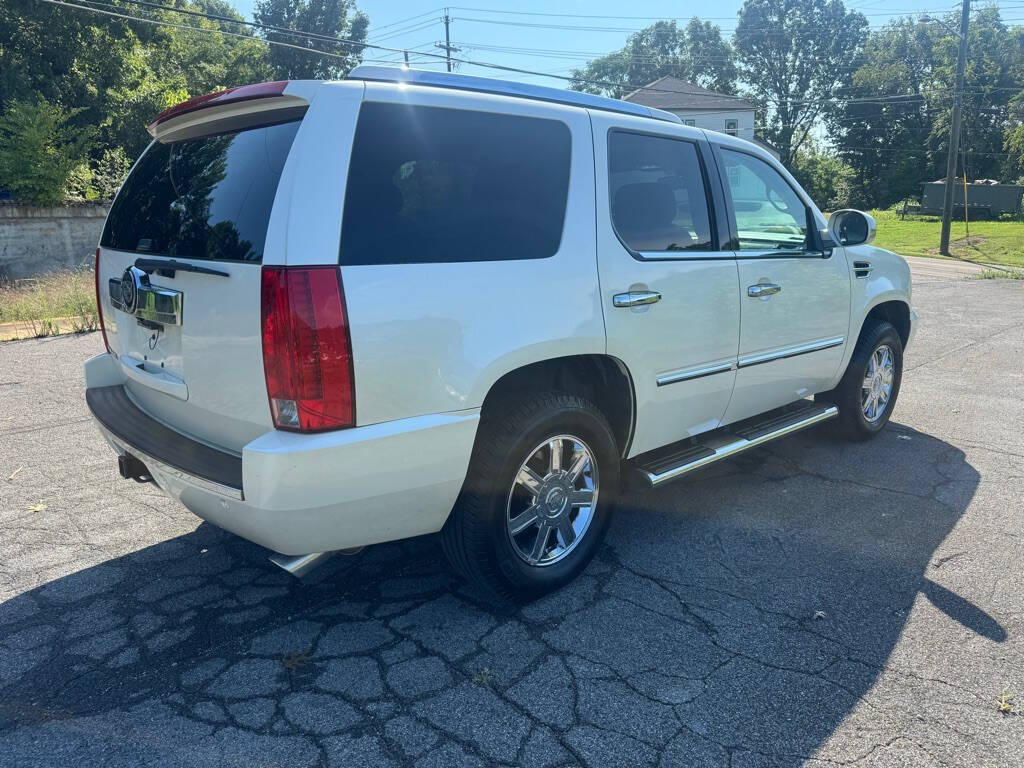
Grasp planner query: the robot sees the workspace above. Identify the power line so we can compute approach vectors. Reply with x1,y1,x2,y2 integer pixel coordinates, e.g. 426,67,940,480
37,0,1024,117
447,5,959,21
366,8,442,36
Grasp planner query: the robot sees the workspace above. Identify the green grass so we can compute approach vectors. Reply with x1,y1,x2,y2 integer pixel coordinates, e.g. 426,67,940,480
869,209,1024,269
0,268,98,336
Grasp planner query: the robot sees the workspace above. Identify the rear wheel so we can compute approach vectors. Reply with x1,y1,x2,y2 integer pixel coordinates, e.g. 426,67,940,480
818,320,903,441
441,393,619,600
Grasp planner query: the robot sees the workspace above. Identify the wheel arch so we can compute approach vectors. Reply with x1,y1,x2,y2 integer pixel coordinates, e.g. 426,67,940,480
860,297,911,348
479,355,636,458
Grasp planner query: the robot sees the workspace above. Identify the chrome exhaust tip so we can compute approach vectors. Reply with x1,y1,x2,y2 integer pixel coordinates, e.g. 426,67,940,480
268,551,334,578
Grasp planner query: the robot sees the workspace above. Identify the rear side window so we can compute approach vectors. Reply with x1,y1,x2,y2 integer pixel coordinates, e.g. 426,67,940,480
340,103,571,265
101,121,300,262
608,131,714,253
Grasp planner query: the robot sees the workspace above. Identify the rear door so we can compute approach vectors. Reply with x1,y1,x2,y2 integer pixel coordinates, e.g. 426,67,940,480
591,112,740,457
97,104,309,451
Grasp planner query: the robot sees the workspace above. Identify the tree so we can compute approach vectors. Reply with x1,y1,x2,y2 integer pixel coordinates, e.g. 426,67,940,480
0,0,277,163
254,0,368,80
790,141,855,210
735,0,868,167
0,99,95,206
570,20,737,98
828,19,939,208
831,8,1024,208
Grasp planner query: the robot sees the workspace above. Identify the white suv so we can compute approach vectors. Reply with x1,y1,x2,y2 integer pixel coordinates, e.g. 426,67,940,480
86,67,917,598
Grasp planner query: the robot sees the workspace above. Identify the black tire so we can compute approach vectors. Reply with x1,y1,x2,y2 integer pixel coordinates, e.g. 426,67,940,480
441,393,619,601
817,320,903,441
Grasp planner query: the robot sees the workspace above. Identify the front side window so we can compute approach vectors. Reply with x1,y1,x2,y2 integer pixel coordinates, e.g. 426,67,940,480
608,131,714,253
719,149,808,251
340,103,571,265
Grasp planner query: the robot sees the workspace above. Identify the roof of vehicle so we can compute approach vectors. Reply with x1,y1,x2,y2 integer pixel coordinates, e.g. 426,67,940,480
346,66,683,125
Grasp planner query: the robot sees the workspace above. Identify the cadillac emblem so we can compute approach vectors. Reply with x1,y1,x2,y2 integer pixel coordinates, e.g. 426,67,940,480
120,267,141,314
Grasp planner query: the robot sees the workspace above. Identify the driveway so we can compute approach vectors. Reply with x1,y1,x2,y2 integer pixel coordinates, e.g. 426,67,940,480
1,274,1022,767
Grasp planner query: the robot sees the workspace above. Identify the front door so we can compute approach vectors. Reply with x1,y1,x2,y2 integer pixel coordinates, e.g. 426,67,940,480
592,113,740,457
712,146,851,425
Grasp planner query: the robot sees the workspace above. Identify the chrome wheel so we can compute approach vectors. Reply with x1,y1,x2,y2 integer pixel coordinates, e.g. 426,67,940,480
506,434,599,567
862,344,895,423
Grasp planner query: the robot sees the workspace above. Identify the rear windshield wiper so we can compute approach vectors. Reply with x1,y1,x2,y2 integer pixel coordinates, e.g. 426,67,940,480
134,258,230,278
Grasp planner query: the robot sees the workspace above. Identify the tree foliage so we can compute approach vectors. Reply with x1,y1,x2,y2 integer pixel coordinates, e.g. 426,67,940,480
735,0,868,167
0,0,365,203
0,99,95,206
834,8,1024,208
790,141,855,210
254,0,368,80
570,20,738,98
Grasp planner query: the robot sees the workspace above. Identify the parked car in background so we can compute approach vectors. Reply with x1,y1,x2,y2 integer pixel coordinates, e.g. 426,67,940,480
85,68,917,599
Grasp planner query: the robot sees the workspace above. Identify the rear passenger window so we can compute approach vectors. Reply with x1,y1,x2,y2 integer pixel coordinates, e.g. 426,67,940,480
608,131,714,254
340,103,571,265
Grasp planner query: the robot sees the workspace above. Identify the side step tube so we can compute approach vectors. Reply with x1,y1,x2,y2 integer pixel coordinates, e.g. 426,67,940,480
643,404,838,486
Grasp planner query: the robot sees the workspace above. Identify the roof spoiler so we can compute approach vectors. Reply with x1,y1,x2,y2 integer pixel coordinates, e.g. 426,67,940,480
147,81,308,141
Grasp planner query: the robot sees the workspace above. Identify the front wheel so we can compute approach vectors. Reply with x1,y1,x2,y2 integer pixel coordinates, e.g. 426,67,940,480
818,320,904,440
441,393,619,600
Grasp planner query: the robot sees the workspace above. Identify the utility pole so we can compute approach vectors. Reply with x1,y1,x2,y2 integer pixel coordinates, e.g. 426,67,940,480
939,0,971,256
435,9,460,72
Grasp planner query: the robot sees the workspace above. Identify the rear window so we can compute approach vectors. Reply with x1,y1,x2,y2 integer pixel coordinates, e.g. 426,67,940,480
340,103,571,265
100,121,300,262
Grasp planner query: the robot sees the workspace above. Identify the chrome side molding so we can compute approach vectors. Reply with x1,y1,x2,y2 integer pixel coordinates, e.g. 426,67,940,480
737,336,844,369
656,360,734,387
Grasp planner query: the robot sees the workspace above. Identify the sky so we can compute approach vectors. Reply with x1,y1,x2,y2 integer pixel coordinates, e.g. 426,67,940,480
227,0,979,89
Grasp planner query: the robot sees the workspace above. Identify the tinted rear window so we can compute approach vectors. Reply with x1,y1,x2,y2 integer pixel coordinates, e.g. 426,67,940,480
340,103,571,265
101,121,300,262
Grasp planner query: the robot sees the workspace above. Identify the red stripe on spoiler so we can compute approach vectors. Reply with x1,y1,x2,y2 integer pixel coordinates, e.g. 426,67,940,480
148,81,290,133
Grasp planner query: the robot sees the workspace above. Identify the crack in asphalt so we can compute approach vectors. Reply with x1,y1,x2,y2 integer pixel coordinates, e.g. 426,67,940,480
1,279,1023,767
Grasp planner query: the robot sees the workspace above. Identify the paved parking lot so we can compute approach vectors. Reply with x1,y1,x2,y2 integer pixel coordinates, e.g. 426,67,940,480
1,271,1022,767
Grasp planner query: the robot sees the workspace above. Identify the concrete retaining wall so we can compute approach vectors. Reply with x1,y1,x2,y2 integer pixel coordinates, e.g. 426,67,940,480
0,203,108,280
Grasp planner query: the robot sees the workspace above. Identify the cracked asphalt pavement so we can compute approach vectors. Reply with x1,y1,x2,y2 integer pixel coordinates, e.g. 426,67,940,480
1,274,1023,767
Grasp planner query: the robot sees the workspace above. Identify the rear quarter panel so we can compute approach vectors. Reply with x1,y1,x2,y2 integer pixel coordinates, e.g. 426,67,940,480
315,84,604,426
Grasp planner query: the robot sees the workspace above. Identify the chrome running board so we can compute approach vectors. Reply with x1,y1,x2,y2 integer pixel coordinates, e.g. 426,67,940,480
633,401,838,487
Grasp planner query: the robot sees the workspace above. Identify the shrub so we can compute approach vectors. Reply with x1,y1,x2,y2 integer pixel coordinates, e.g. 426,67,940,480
0,99,95,206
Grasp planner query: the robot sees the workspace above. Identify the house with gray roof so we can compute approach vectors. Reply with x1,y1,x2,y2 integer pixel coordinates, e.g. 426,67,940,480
622,76,779,158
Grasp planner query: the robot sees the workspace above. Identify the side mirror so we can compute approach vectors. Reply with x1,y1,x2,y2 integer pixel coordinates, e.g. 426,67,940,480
828,209,875,246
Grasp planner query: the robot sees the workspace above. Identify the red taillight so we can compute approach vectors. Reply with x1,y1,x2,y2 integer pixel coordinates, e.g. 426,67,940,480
95,247,110,352
260,266,354,432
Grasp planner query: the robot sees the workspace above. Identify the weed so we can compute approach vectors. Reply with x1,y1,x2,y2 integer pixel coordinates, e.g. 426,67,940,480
0,266,98,338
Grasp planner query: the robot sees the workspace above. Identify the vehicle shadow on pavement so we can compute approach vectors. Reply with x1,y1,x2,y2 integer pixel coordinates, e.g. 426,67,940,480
0,423,991,767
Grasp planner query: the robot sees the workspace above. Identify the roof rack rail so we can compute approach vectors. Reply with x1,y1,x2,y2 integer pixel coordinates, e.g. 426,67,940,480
346,66,683,125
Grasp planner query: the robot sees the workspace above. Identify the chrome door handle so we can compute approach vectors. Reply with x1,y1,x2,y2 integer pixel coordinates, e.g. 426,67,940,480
747,283,781,298
613,290,661,308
